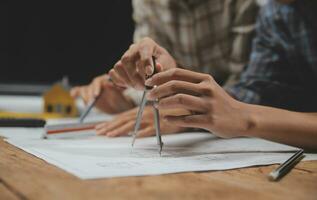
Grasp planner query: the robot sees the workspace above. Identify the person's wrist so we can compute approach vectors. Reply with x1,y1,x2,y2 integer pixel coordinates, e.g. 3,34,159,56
235,101,257,137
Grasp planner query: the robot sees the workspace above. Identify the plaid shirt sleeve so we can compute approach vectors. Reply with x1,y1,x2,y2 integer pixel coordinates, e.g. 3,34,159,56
225,0,317,111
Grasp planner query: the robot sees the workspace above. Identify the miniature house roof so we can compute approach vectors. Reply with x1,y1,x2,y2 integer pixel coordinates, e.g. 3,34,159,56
43,84,73,102
43,83,78,117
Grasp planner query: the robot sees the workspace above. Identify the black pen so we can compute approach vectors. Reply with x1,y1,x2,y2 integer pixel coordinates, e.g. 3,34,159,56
268,149,304,181
79,74,126,123
79,92,102,123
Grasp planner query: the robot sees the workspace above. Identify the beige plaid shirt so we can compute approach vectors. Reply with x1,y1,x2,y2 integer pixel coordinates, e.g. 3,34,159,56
132,0,259,85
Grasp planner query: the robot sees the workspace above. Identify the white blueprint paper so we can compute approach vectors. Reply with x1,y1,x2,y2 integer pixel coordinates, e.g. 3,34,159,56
5,132,317,179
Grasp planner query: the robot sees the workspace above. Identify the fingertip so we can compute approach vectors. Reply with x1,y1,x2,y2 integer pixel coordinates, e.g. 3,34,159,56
145,65,154,76
156,62,163,72
96,130,105,136
145,78,153,86
107,132,117,137
108,69,116,80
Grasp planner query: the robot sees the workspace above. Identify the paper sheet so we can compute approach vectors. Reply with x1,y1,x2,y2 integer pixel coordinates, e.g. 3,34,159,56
0,95,111,120
0,113,113,140
5,132,317,179
0,95,86,113
0,127,44,140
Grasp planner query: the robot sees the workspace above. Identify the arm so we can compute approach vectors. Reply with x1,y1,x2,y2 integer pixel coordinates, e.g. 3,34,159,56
240,103,317,150
146,68,317,150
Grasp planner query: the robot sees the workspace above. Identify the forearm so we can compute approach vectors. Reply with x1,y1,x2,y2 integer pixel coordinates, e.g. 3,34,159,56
240,103,317,150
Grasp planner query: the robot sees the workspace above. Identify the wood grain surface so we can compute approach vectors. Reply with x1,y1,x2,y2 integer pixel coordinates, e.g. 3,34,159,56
0,138,316,200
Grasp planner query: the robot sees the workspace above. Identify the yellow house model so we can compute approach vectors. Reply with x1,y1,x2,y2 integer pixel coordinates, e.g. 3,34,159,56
43,83,78,117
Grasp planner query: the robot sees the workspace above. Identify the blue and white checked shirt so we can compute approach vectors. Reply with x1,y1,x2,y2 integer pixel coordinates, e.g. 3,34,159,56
226,0,317,112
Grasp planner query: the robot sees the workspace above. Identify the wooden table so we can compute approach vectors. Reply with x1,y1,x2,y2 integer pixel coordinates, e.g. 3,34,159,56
1,138,316,200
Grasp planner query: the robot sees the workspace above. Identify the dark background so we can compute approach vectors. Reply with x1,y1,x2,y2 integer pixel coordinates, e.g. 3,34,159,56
3,1,134,86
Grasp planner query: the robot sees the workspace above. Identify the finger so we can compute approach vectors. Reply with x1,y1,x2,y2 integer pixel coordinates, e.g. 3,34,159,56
147,80,205,100
121,44,140,66
121,47,144,89
109,69,127,88
105,76,121,90
131,73,145,90
158,94,208,113
92,77,105,97
115,108,137,119
79,87,90,104
95,122,110,135
99,116,135,135
95,121,108,130
124,65,145,89
135,60,146,83
107,121,135,137
87,85,96,101
70,87,81,98
145,68,208,86
139,47,155,76
164,114,207,129
137,126,155,138
113,61,133,87
144,61,163,78
155,62,163,73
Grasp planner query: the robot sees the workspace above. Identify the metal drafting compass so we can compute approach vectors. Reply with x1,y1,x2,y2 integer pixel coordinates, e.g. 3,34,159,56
131,56,163,155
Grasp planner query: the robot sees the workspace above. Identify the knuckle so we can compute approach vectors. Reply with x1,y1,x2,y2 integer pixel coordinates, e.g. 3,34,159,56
175,94,186,105
129,44,136,50
202,74,214,83
199,83,212,96
151,88,158,97
168,68,179,78
115,60,122,66
121,54,131,63
141,37,152,43
114,62,124,71
168,80,179,92
204,100,213,111
109,69,116,77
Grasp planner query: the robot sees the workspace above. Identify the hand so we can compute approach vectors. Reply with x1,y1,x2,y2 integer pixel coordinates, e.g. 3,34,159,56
145,68,251,138
95,106,188,137
70,74,135,114
109,37,178,90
